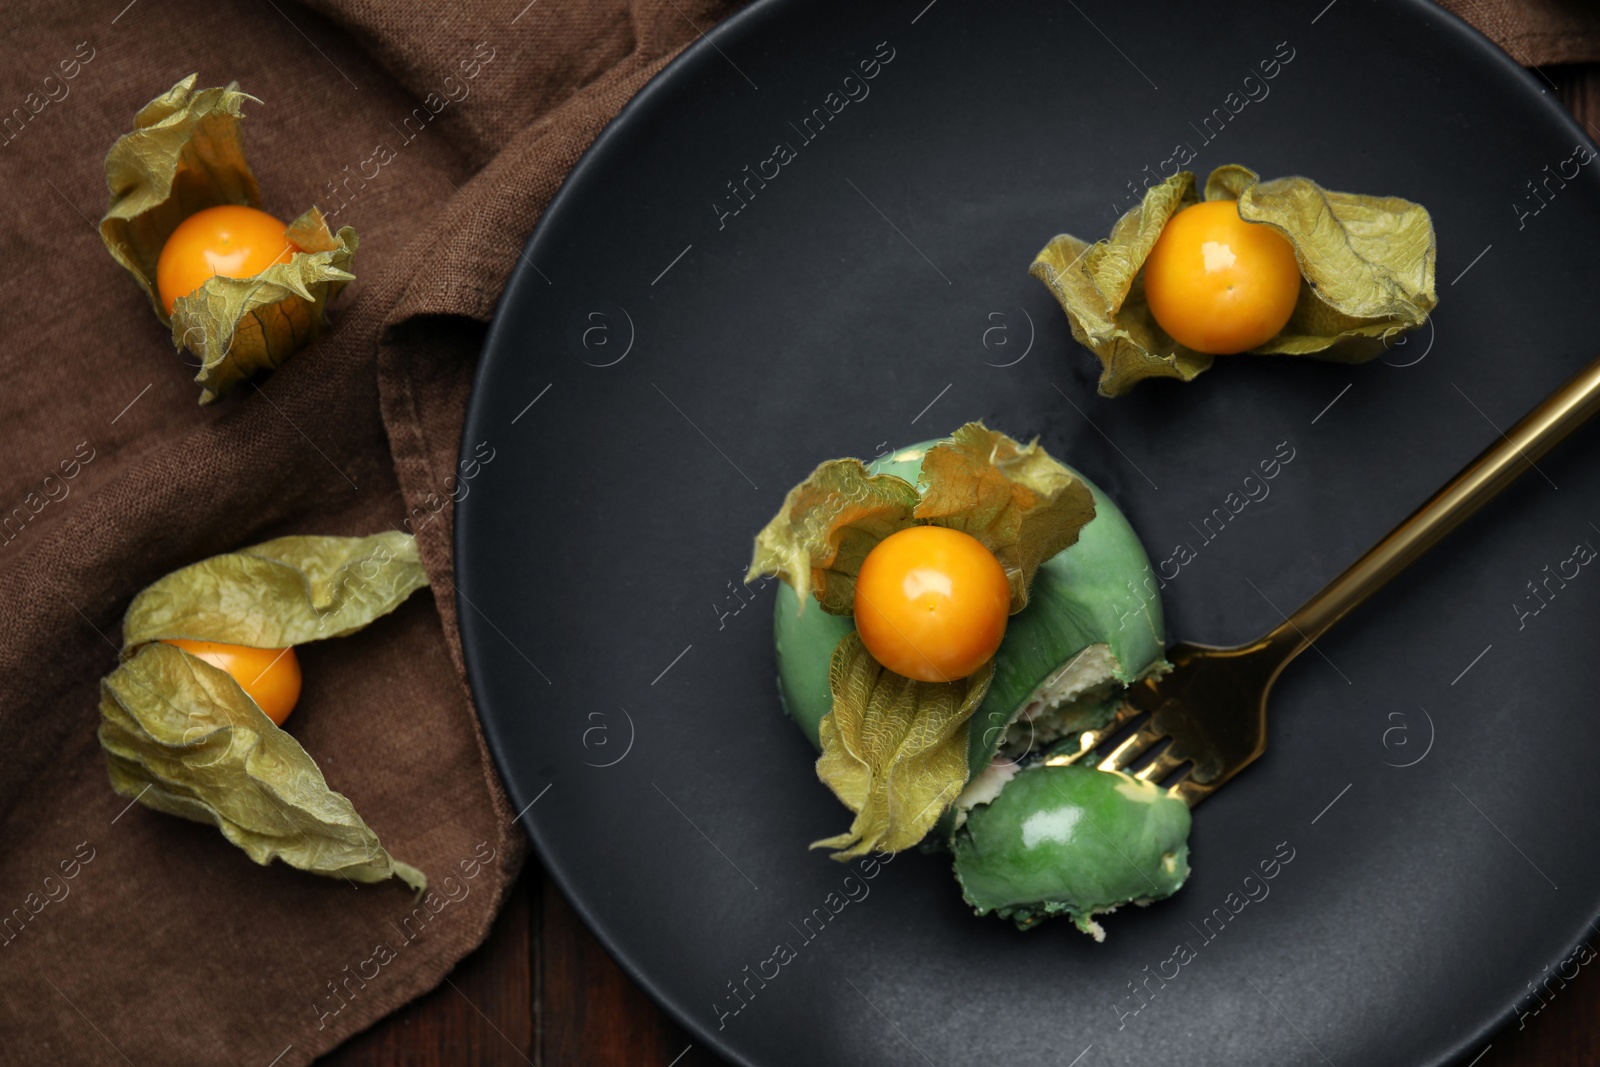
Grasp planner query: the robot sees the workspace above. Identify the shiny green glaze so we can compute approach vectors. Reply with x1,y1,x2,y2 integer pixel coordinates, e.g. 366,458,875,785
951,763,1191,933
773,580,853,739
773,441,1166,782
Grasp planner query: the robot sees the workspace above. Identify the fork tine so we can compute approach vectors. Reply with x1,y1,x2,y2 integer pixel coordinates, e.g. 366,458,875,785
1098,721,1166,774
1133,746,1189,785
1043,701,1143,767
1172,776,1216,808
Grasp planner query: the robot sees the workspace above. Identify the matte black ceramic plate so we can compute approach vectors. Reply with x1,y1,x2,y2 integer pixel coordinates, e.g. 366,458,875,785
457,2,1600,1063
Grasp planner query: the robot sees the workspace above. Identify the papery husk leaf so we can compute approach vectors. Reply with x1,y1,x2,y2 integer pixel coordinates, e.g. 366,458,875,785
1204,162,1257,202
99,75,359,403
122,532,427,650
100,74,262,318
1030,172,1211,397
98,642,425,890
1236,169,1437,358
812,632,994,859
745,458,920,615
1030,165,1437,397
913,422,1096,612
172,206,358,403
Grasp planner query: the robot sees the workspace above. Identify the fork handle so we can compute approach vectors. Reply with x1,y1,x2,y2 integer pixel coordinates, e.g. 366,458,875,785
1264,354,1600,662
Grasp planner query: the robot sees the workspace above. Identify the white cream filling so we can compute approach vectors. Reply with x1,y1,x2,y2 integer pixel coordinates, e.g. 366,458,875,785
952,644,1123,825
958,759,1021,810
997,643,1122,758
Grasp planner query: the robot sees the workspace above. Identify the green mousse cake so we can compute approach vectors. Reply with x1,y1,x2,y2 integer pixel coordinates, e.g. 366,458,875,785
772,439,1191,935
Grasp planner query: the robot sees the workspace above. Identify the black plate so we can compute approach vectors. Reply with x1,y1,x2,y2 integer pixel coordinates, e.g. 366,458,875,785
457,1,1600,1063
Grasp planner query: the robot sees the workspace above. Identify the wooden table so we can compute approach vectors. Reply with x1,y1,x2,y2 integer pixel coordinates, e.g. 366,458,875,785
319,65,1600,1067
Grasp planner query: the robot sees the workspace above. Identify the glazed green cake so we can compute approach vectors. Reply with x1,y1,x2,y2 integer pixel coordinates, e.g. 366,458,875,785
952,763,1191,937
772,440,1189,936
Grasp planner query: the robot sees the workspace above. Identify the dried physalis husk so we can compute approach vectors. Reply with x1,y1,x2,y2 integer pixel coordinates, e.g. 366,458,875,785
747,423,1096,858
1031,164,1437,397
99,74,358,403
913,423,1097,613
811,633,994,858
98,532,428,890
745,458,920,615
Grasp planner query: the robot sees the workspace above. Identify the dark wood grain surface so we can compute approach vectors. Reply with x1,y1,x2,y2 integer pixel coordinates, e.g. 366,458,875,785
316,64,1600,1067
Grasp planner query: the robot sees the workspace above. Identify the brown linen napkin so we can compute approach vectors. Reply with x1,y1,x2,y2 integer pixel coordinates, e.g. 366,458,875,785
0,2,734,1064
1440,0,1600,66
0,0,1584,1065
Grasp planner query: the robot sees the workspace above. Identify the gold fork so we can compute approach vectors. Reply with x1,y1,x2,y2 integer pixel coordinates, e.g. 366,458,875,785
1047,354,1600,805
